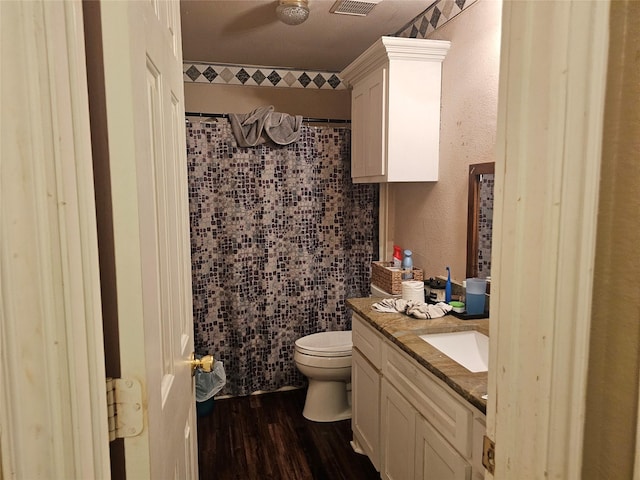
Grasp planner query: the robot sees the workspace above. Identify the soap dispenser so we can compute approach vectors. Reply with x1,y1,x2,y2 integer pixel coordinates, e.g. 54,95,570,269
445,266,452,303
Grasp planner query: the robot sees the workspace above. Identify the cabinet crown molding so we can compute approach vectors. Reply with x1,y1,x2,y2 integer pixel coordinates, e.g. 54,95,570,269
340,36,451,87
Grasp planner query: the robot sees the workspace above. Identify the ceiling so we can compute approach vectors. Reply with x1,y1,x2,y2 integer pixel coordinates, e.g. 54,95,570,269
180,1,436,72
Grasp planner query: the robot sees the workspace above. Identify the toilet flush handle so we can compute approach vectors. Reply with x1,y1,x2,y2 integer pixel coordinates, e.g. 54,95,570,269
189,352,214,376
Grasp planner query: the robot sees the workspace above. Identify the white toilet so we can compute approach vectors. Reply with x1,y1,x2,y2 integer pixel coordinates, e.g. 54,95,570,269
294,330,353,422
294,283,394,422
370,283,400,298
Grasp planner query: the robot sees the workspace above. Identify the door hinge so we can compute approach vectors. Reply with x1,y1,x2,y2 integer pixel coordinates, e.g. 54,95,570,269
106,377,144,442
482,435,496,475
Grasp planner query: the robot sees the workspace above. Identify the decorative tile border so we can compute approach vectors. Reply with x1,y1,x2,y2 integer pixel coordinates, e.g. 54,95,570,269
183,63,347,90
395,0,478,39
183,0,477,90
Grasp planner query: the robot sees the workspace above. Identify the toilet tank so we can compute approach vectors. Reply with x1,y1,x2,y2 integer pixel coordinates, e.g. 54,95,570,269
370,283,401,298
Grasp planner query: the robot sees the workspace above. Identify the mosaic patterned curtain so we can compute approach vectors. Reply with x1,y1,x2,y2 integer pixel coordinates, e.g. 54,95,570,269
186,118,378,396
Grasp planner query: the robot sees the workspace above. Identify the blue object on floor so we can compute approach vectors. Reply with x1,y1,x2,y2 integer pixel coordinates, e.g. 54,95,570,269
197,397,216,417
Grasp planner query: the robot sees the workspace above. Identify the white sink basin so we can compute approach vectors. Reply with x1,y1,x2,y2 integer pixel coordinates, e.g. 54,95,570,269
419,330,489,373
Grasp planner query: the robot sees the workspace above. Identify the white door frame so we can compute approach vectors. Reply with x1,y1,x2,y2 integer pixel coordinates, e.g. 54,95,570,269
1,1,110,477
1,0,624,478
488,0,609,478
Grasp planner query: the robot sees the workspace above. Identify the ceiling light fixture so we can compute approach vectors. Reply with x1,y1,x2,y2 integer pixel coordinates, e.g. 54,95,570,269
276,0,310,25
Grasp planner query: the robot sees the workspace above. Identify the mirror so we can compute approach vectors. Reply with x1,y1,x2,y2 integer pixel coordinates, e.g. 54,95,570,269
466,162,494,279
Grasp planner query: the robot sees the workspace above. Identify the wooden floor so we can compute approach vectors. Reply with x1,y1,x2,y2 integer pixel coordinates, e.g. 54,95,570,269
197,388,380,480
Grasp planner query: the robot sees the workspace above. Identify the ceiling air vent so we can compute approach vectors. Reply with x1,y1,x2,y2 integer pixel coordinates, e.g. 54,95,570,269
330,0,383,16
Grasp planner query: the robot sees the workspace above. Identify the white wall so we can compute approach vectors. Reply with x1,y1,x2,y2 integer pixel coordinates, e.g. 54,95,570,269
387,0,502,283
184,82,351,119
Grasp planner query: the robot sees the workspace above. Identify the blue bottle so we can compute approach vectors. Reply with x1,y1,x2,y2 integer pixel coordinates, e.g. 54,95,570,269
402,250,413,280
445,266,452,303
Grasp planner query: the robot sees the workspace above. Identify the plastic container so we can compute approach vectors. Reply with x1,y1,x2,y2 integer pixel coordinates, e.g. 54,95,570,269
449,301,465,313
465,278,487,315
426,277,446,302
401,250,413,280
196,397,216,417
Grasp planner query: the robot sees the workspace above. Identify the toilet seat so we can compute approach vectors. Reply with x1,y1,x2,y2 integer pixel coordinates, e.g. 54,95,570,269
294,351,352,369
294,331,352,357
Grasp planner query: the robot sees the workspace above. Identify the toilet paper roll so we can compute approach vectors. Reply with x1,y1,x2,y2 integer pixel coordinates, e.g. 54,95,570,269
402,280,425,303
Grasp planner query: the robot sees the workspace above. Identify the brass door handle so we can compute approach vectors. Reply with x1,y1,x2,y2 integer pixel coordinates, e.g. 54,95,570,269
190,353,214,376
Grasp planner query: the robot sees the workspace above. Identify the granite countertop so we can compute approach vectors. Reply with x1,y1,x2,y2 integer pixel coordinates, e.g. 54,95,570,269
346,296,488,414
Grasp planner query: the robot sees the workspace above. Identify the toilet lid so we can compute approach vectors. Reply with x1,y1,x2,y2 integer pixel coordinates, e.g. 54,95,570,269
294,331,352,357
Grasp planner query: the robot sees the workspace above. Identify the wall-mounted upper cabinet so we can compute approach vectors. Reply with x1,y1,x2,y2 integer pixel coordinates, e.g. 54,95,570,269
340,37,450,183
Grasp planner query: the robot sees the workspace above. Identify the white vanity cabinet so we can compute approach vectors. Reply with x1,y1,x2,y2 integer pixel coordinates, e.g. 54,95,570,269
340,37,450,183
352,313,384,470
351,313,486,480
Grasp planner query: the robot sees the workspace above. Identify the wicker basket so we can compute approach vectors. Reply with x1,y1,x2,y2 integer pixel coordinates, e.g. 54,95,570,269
371,261,424,295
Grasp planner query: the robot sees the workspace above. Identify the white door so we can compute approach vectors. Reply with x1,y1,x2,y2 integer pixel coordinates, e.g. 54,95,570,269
93,1,197,477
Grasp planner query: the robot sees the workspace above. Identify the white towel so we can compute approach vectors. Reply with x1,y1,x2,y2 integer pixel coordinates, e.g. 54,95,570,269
372,298,452,319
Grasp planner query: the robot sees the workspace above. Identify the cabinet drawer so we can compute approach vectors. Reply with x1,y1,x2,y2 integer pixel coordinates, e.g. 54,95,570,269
383,343,472,458
353,313,383,370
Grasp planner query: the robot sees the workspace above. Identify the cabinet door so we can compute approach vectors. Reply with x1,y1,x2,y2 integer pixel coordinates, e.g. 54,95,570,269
351,80,367,178
351,67,386,179
415,415,472,480
352,348,381,470
381,380,416,480
471,415,486,479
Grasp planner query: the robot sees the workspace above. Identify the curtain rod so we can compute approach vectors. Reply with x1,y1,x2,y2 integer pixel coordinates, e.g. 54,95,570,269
185,111,351,124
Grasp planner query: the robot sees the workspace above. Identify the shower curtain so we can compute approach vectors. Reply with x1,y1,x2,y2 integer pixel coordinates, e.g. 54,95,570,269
186,117,378,396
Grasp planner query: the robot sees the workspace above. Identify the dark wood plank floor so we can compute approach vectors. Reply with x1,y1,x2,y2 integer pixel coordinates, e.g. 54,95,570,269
197,388,380,480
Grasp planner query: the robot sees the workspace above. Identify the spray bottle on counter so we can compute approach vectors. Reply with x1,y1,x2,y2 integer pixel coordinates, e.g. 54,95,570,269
392,245,403,268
